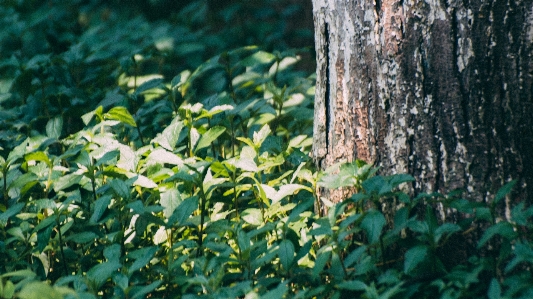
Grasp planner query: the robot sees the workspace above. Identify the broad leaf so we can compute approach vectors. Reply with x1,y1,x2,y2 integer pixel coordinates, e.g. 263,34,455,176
242,208,263,226
278,239,295,271
194,126,226,153
361,209,386,244
404,245,428,274
105,106,137,127
160,188,181,218
168,196,198,226
45,116,63,139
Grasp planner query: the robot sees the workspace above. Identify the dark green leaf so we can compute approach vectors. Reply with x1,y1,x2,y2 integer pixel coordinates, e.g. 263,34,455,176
404,246,428,274
128,247,158,276
86,261,122,289
361,209,386,244
90,195,112,224
168,196,198,226
130,281,163,299
0,203,25,227
336,280,367,291
495,180,517,203
133,78,163,96
278,239,295,270
478,222,518,248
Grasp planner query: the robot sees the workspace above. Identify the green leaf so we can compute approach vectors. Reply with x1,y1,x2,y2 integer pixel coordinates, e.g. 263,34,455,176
66,232,98,243
404,245,428,274
239,51,276,67
478,222,518,248
133,78,163,96
130,281,163,299
242,208,263,226
86,261,122,289
495,180,517,203
105,106,137,127
110,179,130,199
253,124,271,148
25,151,51,167
278,239,295,270
160,188,182,219
128,246,158,276
18,282,62,299
0,269,36,278
260,282,287,299
271,184,312,203
235,158,258,172
168,196,198,226
313,250,331,278
46,116,63,139
151,117,184,151
362,176,391,196
2,280,15,298
94,149,120,167
388,174,415,188
0,203,25,227
90,195,112,224
82,106,103,125
434,223,461,244
53,173,82,192
336,280,367,291
487,278,501,299
361,209,386,244
194,126,226,153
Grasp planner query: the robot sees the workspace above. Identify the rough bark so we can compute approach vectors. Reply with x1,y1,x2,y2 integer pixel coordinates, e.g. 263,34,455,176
312,0,533,215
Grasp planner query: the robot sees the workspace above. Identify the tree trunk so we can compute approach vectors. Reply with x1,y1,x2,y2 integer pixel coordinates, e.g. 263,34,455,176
312,0,533,215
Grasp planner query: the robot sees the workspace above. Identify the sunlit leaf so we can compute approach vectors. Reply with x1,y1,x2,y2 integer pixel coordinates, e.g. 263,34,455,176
195,126,226,153
105,106,137,127
242,208,263,226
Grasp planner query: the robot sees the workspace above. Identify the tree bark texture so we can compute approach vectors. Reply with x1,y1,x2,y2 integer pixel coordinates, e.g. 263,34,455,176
312,0,533,213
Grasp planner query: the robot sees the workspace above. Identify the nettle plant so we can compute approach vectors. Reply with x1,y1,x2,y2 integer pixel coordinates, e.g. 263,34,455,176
0,46,319,299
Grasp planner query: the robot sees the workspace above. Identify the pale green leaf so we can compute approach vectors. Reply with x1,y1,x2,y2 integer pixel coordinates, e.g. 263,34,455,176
18,282,62,299
46,116,63,139
151,117,184,151
105,106,137,127
242,208,263,226
160,188,181,218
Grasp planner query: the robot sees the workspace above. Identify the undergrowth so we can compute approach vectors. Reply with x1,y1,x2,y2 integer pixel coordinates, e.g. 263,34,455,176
1,1,533,299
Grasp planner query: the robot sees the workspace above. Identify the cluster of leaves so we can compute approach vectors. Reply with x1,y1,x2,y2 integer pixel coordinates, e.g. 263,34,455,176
2,1,533,299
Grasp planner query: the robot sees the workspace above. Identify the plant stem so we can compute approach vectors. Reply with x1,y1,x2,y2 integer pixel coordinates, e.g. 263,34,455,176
56,217,68,276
